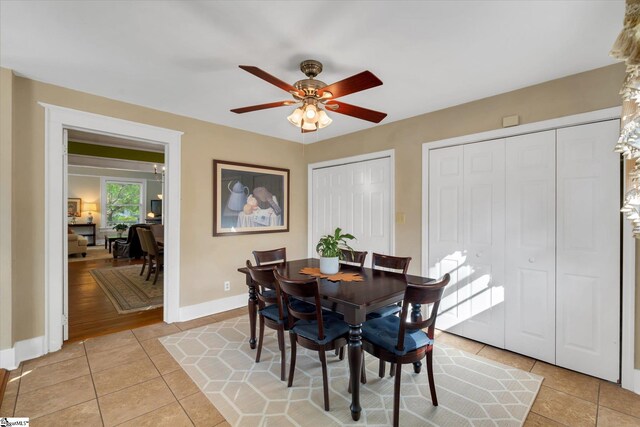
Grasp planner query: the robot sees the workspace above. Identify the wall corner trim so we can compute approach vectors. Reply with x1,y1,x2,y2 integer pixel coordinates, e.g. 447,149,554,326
178,294,247,322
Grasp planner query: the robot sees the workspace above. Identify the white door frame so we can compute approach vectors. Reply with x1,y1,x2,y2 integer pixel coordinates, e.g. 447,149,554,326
42,103,183,354
307,149,396,258
422,106,637,391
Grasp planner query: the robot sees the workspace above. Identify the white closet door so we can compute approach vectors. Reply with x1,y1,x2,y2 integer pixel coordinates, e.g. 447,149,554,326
312,157,391,265
428,146,465,333
461,139,506,347
505,130,556,363
556,120,620,381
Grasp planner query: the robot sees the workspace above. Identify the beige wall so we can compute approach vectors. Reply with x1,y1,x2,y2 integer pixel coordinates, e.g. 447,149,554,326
9,73,307,342
0,68,13,350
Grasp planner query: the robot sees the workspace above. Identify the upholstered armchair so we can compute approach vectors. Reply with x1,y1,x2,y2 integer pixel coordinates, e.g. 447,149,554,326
68,229,88,257
113,224,150,259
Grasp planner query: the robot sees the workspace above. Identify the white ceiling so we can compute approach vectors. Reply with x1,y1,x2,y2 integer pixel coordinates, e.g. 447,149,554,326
0,1,624,143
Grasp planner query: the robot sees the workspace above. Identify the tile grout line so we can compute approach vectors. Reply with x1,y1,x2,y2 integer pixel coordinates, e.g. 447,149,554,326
84,342,107,426
9,364,24,417
594,382,600,426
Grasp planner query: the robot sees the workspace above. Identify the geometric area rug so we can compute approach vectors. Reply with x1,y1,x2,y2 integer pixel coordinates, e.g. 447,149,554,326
161,315,542,426
90,265,163,314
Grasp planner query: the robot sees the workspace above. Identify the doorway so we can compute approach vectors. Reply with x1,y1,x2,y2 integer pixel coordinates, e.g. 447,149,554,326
65,131,166,340
42,103,182,354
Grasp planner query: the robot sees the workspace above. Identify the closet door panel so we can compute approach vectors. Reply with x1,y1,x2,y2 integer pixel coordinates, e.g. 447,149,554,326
462,139,505,347
504,130,556,363
429,146,466,333
556,120,620,382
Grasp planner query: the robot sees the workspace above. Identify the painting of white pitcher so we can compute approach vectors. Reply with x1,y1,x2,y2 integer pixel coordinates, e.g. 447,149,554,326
214,160,290,236
227,180,249,211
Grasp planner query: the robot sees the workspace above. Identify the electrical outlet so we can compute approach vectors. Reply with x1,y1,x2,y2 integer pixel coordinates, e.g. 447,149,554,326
224,281,231,291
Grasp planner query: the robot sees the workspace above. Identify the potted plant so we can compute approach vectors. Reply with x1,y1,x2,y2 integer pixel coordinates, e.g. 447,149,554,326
316,227,356,274
113,223,128,237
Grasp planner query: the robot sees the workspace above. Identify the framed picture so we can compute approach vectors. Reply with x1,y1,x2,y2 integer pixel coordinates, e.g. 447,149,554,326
67,198,82,217
213,160,289,236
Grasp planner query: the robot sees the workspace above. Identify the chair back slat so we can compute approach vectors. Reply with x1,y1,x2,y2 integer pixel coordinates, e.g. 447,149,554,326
339,249,368,268
396,274,450,352
274,271,324,340
246,260,283,316
372,253,411,274
253,247,287,266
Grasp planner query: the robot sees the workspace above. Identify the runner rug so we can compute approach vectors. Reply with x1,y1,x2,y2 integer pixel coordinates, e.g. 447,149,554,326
161,315,542,426
90,265,163,314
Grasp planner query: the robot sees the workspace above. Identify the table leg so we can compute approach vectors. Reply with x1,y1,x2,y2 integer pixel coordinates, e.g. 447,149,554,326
247,283,258,349
411,303,423,374
348,323,363,421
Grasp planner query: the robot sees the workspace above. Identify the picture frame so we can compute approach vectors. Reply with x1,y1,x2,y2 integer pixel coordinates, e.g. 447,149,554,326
213,160,289,236
67,198,82,217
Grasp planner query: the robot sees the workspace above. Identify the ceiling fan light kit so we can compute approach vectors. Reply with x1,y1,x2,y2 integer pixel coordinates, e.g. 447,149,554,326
231,59,387,133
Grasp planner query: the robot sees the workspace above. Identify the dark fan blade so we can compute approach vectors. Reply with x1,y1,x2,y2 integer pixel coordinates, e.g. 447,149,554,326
231,101,295,114
325,101,387,123
317,71,382,99
239,65,304,96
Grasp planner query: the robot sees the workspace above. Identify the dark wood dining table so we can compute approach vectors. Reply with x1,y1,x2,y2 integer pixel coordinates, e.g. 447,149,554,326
237,258,434,421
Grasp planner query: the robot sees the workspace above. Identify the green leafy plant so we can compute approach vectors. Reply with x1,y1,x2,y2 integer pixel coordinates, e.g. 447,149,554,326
112,223,128,232
316,227,356,259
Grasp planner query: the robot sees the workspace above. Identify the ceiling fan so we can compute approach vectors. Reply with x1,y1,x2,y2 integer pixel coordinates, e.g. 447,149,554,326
230,59,387,133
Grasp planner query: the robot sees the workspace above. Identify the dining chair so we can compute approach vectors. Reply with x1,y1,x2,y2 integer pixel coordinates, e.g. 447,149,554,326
245,261,288,380
139,228,164,285
369,253,412,376
253,247,286,266
274,271,349,411
136,227,149,277
339,248,367,268
361,273,450,427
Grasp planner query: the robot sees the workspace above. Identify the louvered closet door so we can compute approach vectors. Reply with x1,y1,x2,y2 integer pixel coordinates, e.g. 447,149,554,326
428,145,465,333
312,157,391,266
504,130,556,363
461,139,506,347
556,120,620,381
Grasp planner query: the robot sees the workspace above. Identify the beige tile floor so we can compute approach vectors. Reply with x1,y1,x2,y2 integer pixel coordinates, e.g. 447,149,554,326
1,308,639,426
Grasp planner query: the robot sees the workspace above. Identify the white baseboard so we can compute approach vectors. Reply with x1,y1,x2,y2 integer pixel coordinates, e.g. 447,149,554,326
178,294,246,322
0,346,15,370
0,335,45,370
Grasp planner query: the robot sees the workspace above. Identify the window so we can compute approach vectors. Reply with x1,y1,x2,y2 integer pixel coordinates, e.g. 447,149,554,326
101,179,145,227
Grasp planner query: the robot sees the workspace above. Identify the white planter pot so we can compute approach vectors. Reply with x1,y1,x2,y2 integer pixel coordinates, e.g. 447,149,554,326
319,256,340,275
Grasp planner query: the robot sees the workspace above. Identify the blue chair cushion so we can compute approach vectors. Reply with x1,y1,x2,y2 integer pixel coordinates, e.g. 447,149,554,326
366,304,401,319
259,299,316,323
290,298,316,314
259,304,285,323
292,314,349,345
262,290,277,299
362,316,433,356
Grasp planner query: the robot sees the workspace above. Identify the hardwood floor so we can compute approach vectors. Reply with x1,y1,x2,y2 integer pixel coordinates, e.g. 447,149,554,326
68,255,163,342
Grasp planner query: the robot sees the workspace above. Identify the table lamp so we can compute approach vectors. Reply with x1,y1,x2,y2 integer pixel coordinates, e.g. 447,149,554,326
84,203,97,224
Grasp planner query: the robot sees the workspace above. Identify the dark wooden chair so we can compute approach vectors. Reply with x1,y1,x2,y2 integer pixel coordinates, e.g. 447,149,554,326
136,227,149,277
372,252,411,274
369,253,412,376
139,228,163,285
246,261,290,380
274,271,350,411
362,274,449,427
253,247,286,266
339,248,368,268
